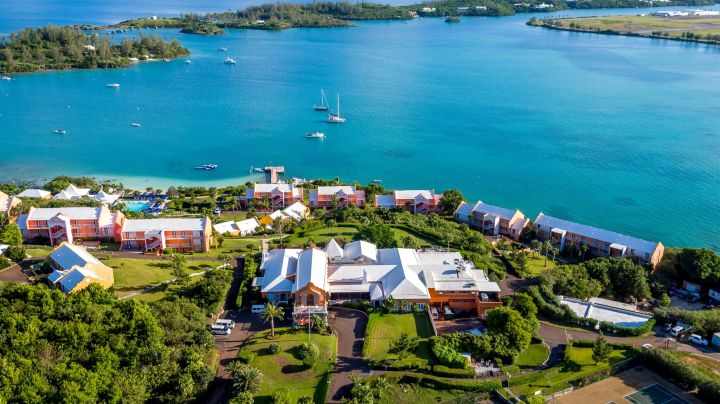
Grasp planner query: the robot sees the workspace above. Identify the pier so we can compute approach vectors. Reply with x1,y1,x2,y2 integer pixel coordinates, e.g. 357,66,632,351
263,166,285,184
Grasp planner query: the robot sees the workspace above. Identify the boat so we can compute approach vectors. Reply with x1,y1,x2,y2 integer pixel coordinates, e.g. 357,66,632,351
53,129,67,135
194,164,218,170
106,83,120,88
185,60,192,64
224,57,237,65
161,58,170,62
218,47,228,52
131,123,142,127
327,94,346,123
1,76,10,81
305,132,325,139
253,167,264,173
373,179,383,183
313,89,329,111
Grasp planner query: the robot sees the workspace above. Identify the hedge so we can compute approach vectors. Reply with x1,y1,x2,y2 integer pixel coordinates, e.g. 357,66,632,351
332,301,373,314
429,334,473,368
237,349,256,364
397,373,501,392
507,369,547,387
640,348,720,402
570,340,635,351
432,365,476,378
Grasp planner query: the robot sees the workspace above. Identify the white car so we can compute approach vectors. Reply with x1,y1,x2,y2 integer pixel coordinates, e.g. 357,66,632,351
670,326,684,337
689,334,709,346
642,343,654,350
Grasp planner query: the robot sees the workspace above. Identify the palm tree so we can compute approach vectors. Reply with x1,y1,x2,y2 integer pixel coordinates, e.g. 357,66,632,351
260,302,284,338
542,240,552,266
530,240,541,258
580,244,589,261
228,361,263,394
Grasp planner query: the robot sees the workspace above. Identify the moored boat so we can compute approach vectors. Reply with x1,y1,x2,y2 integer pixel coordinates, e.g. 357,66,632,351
218,47,228,51
327,94,346,123
224,57,237,65
194,164,218,170
313,89,329,111
106,83,120,88
1,76,11,81
305,132,325,139
131,123,142,127
53,129,67,135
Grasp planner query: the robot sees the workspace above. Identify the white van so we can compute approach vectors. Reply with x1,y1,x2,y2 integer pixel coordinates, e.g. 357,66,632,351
251,305,265,314
216,319,235,329
670,326,684,337
209,324,230,336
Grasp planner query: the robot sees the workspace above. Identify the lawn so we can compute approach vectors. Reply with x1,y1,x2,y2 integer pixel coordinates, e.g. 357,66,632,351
286,225,360,246
516,341,549,370
526,254,556,276
364,312,435,368
24,247,52,258
241,328,336,403
536,15,720,40
196,237,262,258
510,346,633,397
379,383,485,404
105,258,217,297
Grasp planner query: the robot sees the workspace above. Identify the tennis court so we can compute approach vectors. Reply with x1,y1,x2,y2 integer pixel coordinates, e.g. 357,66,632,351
625,384,687,404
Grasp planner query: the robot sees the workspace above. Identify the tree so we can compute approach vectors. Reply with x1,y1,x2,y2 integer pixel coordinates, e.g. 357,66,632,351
530,240,542,257
511,292,538,318
579,244,589,261
401,235,418,249
170,254,190,285
484,306,536,361
0,254,11,270
660,293,671,307
272,216,284,237
325,219,337,236
389,331,419,360
260,302,284,338
228,362,262,395
591,334,612,364
355,223,397,248
4,245,26,262
438,189,464,215
0,223,22,246
542,240,552,266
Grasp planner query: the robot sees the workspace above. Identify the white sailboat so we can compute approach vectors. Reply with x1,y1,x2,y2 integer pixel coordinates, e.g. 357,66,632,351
313,89,329,111
327,94,346,123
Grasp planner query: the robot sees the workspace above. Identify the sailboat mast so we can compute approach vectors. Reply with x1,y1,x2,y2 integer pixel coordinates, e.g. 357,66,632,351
337,94,341,117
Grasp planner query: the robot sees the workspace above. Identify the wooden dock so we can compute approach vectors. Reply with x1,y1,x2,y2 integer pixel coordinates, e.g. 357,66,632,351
263,166,285,184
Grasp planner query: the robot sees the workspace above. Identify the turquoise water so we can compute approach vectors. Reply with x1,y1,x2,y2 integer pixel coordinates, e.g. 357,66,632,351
2,4,720,249
125,201,151,212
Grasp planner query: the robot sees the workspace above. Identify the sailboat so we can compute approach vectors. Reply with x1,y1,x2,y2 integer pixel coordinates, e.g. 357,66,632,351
327,94,346,123
313,89,329,111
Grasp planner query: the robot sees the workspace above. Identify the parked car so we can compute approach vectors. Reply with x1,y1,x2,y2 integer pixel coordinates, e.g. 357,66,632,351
251,304,266,314
214,207,221,214
216,319,235,329
209,324,231,336
689,334,709,346
663,323,673,333
670,326,684,337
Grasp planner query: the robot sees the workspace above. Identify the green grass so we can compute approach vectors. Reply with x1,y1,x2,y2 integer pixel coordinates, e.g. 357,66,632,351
286,225,359,246
510,347,633,397
195,237,262,258
516,342,549,370
104,258,216,297
664,350,720,380
24,247,52,258
241,327,336,403
379,383,484,403
364,312,435,368
526,254,557,276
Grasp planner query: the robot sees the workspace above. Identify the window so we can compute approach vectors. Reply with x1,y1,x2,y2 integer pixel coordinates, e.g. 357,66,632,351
416,303,425,310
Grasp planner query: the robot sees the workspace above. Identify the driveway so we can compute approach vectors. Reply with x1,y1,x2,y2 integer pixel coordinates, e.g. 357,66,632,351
327,308,370,403
0,264,29,283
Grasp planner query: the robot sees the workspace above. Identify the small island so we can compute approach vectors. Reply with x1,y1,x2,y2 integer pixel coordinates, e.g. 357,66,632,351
527,12,720,45
0,25,189,74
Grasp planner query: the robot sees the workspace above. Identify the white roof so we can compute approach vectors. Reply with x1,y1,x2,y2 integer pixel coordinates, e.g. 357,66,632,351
214,221,239,234
248,183,293,199
454,201,474,218
317,186,356,195
375,194,395,208
122,217,207,232
394,190,436,200
324,238,344,260
382,261,429,300
52,184,90,200
344,240,378,262
534,213,660,255
26,207,104,221
237,218,260,233
268,210,285,220
260,249,301,293
329,283,371,293
49,243,101,270
295,248,328,292
16,189,51,199
471,200,517,220
327,264,396,283
91,191,120,204
282,201,308,221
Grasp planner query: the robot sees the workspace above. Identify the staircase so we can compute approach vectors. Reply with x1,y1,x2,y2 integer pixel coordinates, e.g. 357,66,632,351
146,239,162,251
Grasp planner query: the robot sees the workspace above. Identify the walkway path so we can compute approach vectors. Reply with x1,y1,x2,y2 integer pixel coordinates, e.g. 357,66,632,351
327,308,370,403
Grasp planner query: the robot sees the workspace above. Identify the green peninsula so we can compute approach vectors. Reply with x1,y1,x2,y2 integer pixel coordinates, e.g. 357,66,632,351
0,25,189,74
528,14,720,45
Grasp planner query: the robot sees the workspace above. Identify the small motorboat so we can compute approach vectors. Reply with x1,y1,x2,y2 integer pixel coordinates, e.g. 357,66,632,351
224,57,236,65
1,76,10,81
373,179,383,183
185,60,192,64
194,164,218,170
53,129,67,135
305,132,325,139
253,167,264,173
218,47,228,52
161,58,170,62
131,123,142,127
106,83,120,88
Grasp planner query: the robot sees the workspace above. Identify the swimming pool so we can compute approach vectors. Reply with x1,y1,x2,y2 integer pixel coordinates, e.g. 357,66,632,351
125,201,151,213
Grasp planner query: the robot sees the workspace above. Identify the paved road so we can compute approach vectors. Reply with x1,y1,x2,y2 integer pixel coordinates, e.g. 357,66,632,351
327,308,370,403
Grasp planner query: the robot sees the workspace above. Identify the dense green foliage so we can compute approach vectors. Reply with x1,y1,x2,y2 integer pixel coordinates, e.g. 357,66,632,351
657,248,720,290
639,347,720,402
178,269,232,314
542,257,651,301
0,25,188,73
0,223,22,246
653,306,720,338
437,189,464,215
0,283,214,402
355,223,398,248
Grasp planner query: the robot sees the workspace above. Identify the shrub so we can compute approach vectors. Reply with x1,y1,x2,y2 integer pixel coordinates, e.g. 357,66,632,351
501,365,520,375
432,365,475,378
4,245,26,261
640,347,720,402
162,247,174,255
0,255,11,270
237,349,256,364
333,300,373,313
397,373,501,392
268,343,280,354
271,387,291,404
302,356,316,369
429,335,469,368
297,343,319,360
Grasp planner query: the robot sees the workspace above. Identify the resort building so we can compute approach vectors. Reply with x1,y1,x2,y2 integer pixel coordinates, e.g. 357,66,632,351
16,189,52,199
533,213,665,266
17,206,125,246
255,239,502,324
0,191,21,217
120,217,212,253
309,186,366,209
90,190,120,205
454,201,530,241
52,184,90,201
282,201,309,222
374,190,443,214
243,183,303,210
214,218,261,236
46,242,114,294
558,296,651,328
